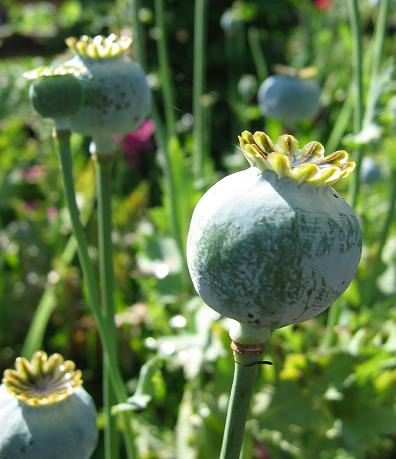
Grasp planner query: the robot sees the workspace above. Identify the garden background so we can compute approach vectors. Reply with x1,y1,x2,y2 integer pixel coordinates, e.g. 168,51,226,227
0,0,396,458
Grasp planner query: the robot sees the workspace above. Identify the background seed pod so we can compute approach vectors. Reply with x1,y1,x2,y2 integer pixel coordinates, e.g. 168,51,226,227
28,74,84,120
0,352,98,459
258,75,321,123
67,54,151,137
361,156,382,184
0,384,98,459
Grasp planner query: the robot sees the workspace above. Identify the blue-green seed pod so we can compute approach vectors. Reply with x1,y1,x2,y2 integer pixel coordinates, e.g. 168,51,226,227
187,131,361,331
65,34,151,137
258,68,321,123
24,67,84,121
238,74,258,103
0,351,98,459
361,156,382,184
220,9,243,35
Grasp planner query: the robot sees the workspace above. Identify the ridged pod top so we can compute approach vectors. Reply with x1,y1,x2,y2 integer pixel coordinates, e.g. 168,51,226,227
23,64,82,80
2,351,83,406
273,64,317,79
66,34,133,59
239,130,356,186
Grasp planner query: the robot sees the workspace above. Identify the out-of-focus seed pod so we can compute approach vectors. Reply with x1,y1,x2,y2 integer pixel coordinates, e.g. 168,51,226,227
238,74,258,103
65,34,151,140
258,67,321,124
0,351,98,459
361,156,382,184
24,66,84,125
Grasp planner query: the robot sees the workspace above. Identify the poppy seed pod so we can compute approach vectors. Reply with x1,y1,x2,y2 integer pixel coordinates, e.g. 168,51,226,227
64,34,151,139
0,351,98,459
187,131,361,333
258,67,321,124
361,156,382,184
24,66,84,122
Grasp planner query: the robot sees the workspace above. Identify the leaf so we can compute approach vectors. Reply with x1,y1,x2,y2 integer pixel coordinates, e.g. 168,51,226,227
112,356,163,414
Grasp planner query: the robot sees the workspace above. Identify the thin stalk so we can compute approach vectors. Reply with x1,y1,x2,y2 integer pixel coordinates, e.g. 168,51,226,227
130,0,146,68
220,352,260,459
247,27,268,82
374,170,396,266
348,0,364,208
129,0,177,239
22,189,95,358
367,169,396,302
154,0,176,138
325,0,390,345
193,0,207,180
364,0,390,126
225,28,239,137
321,298,344,350
96,159,119,459
132,0,189,289
325,88,354,153
324,0,363,348
55,129,135,459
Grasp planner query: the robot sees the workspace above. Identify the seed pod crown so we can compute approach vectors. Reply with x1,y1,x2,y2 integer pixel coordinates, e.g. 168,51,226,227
239,130,356,186
3,351,83,406
65,34,133,59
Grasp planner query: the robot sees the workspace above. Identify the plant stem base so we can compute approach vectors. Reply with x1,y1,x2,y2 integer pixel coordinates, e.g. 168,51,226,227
220,341,266,459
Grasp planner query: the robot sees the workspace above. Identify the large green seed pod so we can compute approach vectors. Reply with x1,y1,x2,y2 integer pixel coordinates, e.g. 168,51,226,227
187,131,361,330
64,34,151,139
0,351,98,459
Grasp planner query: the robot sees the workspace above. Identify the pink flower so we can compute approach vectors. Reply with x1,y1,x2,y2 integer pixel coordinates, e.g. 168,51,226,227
47,207,58,222
315,0,332,10
21,165,46,184
116,119,155,167
20,201,41,213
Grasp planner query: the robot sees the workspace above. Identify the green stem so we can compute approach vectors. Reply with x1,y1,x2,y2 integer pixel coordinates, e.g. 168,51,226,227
348,0,364,209
154,0,177,138
325,88,354,153
130,0,146,68
367,169,396,302
326,0,390,342
132,0,190,289
96,159,119,459
193,0,207,180
22,183,95,358
374,170,396,266
321,298,345,350
220,352,261,459
247,27,268,82
225,28,239,136
364,0,390,126
55,129,135,459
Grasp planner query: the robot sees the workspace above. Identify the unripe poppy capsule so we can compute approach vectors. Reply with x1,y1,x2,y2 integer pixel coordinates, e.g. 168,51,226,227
24,66,84,121
65,34,151,138
187,131,361,332
258,67,321,124
0,351,98,459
